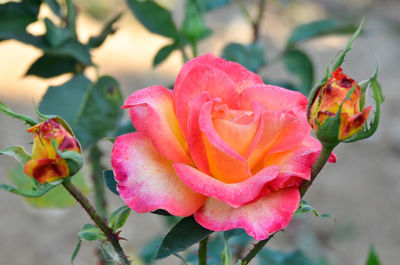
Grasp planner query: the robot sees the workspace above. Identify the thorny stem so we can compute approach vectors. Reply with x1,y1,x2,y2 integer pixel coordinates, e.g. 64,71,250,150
62,180,131,265
89,145,111,264
240,144,335,264
198,237,209,265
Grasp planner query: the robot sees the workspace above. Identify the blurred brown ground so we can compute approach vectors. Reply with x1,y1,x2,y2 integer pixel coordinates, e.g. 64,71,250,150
0,0,399,264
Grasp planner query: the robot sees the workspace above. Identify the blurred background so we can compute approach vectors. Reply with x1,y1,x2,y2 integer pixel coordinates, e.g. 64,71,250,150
0,0,399,264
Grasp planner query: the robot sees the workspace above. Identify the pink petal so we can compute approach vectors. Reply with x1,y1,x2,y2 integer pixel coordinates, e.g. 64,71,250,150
194,188,300,240
111,132,206,216
266,136,337,190
186,93,216,174
173,163,279,207
123,85,192,164
174,54,263,96
248,110,310,171
173,64,240,138
240,84,308,112
199,101,251,183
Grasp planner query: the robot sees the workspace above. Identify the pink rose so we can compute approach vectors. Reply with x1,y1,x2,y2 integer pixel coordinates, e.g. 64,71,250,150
111,54,335,240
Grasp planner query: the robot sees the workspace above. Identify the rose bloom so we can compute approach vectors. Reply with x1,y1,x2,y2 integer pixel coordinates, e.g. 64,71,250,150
24,119,81,184
111,54,335,240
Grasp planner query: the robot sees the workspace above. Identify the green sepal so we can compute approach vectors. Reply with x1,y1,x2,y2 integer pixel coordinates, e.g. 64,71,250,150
0,145,31,165
0,102,37,126
343,64,384,143
0,180,55,197
307,17,365,120
109,206,131,232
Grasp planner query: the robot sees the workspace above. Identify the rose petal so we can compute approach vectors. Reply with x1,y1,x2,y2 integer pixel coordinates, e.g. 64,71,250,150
194,187,300,240
240,84,308,112
111,132,206,216
174,64,240,138
186,93,215,174
248,110,310,171
174,54,263,95
123,85,191,164
199,101,251,183
173,163,279,207
213,104,262,157
265,136,336,190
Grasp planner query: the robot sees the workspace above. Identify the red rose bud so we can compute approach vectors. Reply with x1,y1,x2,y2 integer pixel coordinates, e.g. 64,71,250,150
24,118,81,184
308,67,372,142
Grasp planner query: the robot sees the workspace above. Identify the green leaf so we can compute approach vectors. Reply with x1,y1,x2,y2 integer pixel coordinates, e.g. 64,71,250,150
295,200,335,220
0,2,37,34
126,0,179,40
42,0,62,17
0,146,31,165
140,236,163,264
44,39,92,65
0,102,37,126
287,19,358,47
103,170,119,195
78,223,106,241
71,239,82,264
26,54,81,78
155,216,213,259
182,0,212,45
39,75,92,124
283,49,314,96
366,246,381,265
66,0,77,39
153,43,178,67
7,165,89,208
198,0,232,11
72,76,123,148
222,42,266,72
88,13,122,48
44,18,71,47
258,249,319,265
109,206,131,231
22,0,41,15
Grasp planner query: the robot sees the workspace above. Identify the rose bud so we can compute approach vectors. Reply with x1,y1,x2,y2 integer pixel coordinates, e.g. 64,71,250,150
308,67,372,144
24,118,82,184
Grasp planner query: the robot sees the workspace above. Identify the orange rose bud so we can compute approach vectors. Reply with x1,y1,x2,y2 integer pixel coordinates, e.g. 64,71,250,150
24,119,81,184
309,67,372,141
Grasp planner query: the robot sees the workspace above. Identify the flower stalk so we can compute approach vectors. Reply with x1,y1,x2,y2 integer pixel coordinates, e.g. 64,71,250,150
62,179,131,265
198,237,209,265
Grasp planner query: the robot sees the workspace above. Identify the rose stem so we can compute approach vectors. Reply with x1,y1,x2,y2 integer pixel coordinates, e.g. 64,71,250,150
62,179,131,265
252,0,267,42
89,145,111,264
240,144,335,264
198,237,209,265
